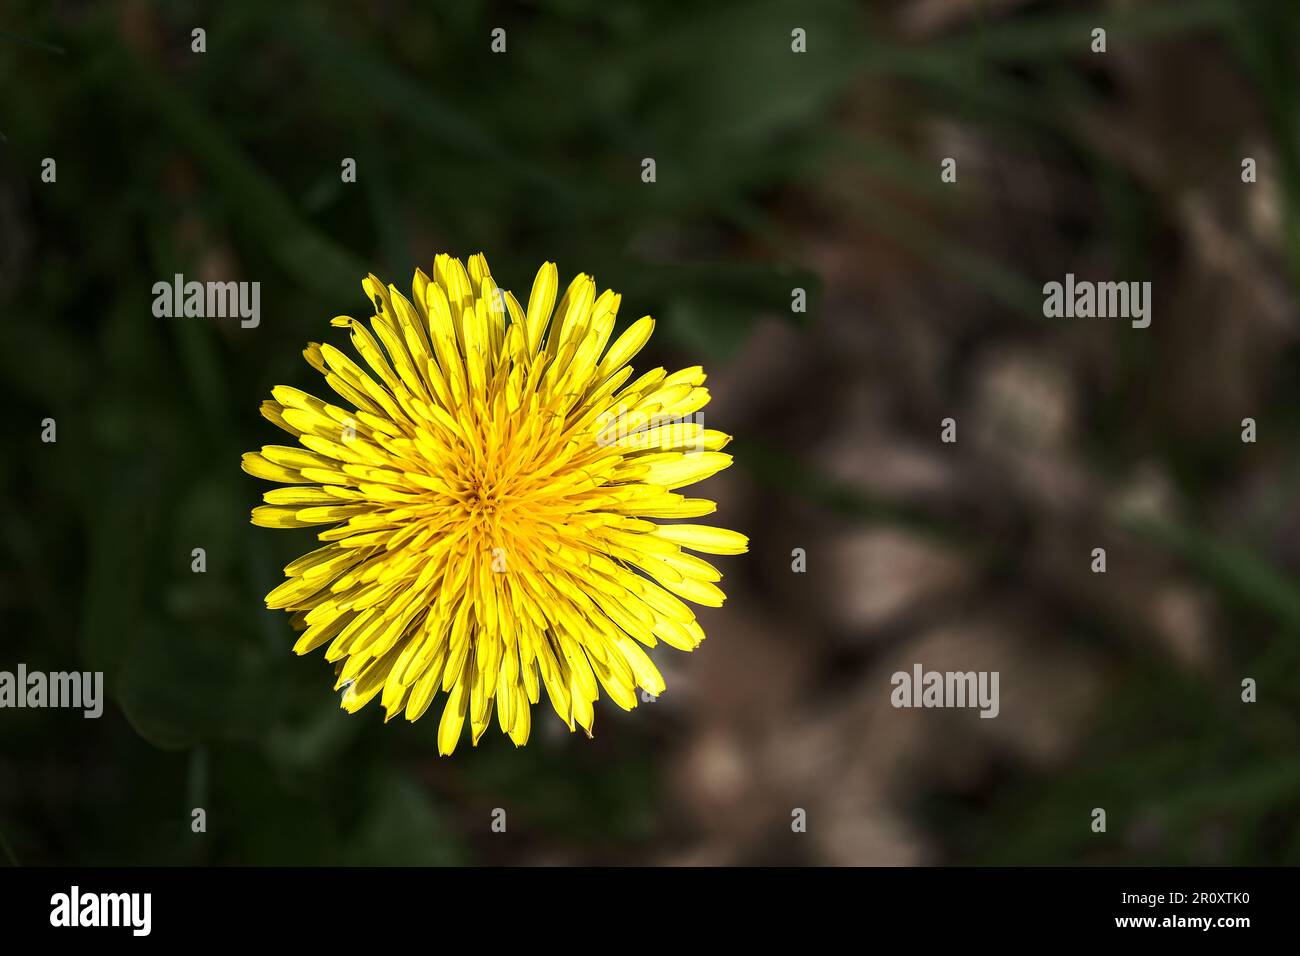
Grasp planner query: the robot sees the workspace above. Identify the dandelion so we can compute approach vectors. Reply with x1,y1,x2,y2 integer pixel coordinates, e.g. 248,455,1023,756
243,254,747,754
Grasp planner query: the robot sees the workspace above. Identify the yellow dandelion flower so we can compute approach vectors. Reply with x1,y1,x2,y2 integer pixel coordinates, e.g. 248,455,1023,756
243,253,747,754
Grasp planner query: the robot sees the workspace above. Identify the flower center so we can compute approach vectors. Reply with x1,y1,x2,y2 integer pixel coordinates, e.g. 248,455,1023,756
469,484,496,511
